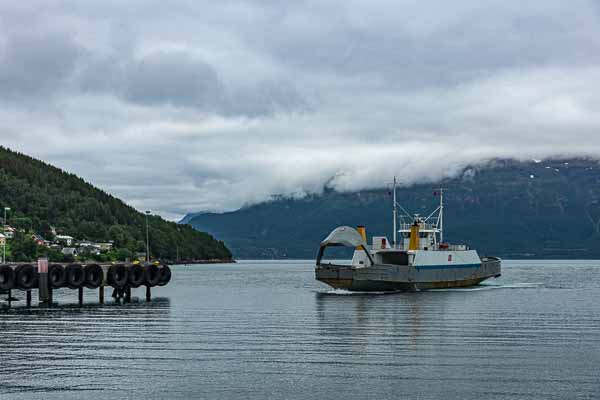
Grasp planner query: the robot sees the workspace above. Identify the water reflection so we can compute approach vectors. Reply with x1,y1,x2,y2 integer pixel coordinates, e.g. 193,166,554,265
314,291,453,353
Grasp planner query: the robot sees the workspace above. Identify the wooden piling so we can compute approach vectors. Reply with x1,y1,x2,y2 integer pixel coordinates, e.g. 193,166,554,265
26,290,32,307
38,258,51,304
99,285,104,304
145,285,151,302
78,287,83,306
125,286,131,303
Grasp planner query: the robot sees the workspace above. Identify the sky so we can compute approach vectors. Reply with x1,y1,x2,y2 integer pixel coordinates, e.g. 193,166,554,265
2,1,600,219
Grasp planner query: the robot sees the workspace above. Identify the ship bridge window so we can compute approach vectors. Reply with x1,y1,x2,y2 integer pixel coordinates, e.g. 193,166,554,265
419,233,427,238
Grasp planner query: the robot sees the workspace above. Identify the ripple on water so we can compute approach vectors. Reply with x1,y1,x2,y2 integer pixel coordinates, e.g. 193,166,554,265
0,261,599,400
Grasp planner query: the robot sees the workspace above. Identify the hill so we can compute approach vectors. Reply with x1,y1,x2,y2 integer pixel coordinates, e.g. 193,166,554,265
185,158,600,259
0,146,232,262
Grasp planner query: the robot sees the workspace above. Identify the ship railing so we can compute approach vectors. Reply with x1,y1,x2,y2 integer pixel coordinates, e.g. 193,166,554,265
438,244,470,251
398,223,439,231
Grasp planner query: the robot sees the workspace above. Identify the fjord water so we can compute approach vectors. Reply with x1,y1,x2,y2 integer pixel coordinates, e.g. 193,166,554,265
1,261,599,399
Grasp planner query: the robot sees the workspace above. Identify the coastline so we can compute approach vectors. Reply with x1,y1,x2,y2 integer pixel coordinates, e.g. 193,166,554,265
168,259,236,265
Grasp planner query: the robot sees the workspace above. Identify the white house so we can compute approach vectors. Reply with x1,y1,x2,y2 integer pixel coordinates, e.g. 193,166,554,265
3,226,15,239
61,247,78,256
55,235,74,246
0,233,5,246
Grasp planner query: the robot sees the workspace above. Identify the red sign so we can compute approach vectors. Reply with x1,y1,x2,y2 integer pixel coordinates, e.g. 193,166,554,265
38,258,48,273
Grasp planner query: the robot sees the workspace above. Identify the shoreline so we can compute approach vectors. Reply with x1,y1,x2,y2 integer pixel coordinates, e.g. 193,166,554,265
168,259,236,265
2,259,236,265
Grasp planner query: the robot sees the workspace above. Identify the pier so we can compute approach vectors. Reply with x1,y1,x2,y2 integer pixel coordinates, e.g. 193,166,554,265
0,259,171,307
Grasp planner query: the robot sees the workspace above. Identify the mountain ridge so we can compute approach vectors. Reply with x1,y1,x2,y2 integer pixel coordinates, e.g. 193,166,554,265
185,158,600,259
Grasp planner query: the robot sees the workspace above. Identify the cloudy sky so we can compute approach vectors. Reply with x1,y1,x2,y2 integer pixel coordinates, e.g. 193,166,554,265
2,1,600,219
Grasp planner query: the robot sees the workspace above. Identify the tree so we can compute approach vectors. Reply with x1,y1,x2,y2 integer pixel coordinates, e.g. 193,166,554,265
9,232,38,262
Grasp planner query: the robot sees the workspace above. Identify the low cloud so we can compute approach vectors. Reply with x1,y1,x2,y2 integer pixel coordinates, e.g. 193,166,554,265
1,1,600,219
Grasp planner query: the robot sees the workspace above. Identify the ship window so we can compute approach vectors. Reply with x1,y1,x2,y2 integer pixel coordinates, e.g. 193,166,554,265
380,251,408,265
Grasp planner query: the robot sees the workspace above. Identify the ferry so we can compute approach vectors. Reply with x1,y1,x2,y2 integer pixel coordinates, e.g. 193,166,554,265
315,178,501,291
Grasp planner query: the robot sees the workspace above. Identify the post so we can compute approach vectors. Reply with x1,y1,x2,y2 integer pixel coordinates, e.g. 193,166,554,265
78,287,83,306
145,210,151,262
145,285,151,302
2,207,9,264
125,286,131,303
7,289,11,308
38,258,51,304
26,290,32,307
99,285,104,304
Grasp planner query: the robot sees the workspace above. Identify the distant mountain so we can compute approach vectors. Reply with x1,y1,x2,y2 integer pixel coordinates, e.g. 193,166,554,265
184,159,600,259
0,146,232,262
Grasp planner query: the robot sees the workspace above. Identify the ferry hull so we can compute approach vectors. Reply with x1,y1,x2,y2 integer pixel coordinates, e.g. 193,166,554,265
315,258,501,292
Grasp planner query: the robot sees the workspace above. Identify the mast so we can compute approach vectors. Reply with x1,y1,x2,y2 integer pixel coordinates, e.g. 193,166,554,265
439,187,444,244
393,176,397,248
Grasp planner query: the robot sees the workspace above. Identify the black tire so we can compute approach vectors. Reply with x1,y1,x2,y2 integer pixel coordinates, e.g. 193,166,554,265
15,264,36,290
144,264,161,287
65,264,85,289
84,264,103,289
48,264,66,288
157,265,171,286
107,264,128,289
128,264,145,288
0,265,15,290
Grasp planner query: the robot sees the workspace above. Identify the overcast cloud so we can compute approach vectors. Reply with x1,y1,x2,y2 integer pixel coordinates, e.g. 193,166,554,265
2,1,600,219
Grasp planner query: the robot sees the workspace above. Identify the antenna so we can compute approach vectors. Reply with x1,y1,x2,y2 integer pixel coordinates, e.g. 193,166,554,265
439,187,444,243
393,176,397,248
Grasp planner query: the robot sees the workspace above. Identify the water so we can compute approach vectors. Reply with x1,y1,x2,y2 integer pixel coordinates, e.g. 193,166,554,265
1,260,599,399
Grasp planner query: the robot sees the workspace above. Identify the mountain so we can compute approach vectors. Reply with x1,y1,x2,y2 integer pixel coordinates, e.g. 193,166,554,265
0,146,232,262
184,158,600,259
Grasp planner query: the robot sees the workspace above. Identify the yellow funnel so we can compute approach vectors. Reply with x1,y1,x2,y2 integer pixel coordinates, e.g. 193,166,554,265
356,226,367,249
408,222,420,250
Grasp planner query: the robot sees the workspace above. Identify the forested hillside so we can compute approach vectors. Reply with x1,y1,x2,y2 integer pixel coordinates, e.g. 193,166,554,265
0,146,231,262
186,159,600,259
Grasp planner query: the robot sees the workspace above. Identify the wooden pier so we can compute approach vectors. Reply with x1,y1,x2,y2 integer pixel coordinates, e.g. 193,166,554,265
0,259,171,307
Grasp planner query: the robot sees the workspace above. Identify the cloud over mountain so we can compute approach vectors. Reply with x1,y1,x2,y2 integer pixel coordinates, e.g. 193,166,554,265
1,1,600,218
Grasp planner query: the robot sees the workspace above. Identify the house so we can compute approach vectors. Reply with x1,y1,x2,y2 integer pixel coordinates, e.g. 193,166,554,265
55,235,74,246
77,241,101,255
3,226,15,239
97,242,113,252
31,234,48,247
61,247,78,256
0,233,5,246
